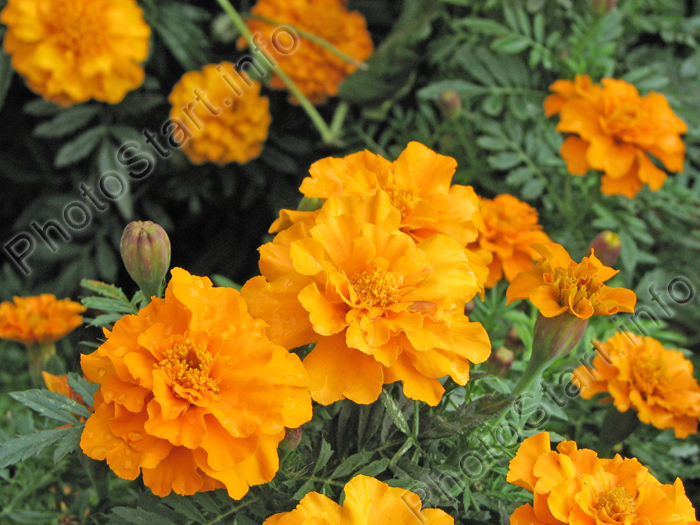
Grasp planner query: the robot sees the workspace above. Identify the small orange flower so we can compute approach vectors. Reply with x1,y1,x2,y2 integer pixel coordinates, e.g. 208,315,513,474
507,432,699,525
545,74,687,198
42,372,92,423
242,192,491,406
0,295,85,345
573,332,700,438
169,62,271,165
264,475,454,525
79,268,312,498
271,142,484,250
506,242,636,319
1,0,150,106
467,194,551,288
241,0,373,104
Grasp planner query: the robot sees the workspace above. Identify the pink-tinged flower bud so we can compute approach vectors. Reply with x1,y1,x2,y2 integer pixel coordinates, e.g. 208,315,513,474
586,231,621,267
438,89,462,120
592,0,617,13
279,426,303,451
485,346,514,378
120,221,171,302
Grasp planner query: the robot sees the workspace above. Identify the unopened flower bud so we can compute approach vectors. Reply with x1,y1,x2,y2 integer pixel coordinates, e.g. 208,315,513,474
438,89,462,120
485,347,514,378
586,231,621,267
592,0,617,13
211,13,239,44
279,426,303,451
505,327,524,353
120,221,171,302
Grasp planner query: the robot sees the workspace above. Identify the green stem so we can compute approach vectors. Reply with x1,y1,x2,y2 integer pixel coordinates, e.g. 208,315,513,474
330,101,349,138
26,341,56,388
214,0,337,144
245,14,368,70
511,356,548,396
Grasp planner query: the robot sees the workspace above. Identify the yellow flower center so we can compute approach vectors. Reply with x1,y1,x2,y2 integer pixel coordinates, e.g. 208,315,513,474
350,268,400,308
47,1,108,56
632,353,669,395
604,101,648,138
595,486,636,521
157,338,219,393
546,263,603,312
383,180,420,219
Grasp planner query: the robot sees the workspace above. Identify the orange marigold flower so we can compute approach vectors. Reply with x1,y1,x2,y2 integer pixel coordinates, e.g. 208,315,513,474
545,74,687,198
507,432,699,525
264,475,454,525
1,0,150,106
271,142,484,249
241,0,373,104
467,194,551,288
169,62,271,165
241,191,491,406
506,242,635,319
0,295,85,345
573,332,700,439
79,268,312,498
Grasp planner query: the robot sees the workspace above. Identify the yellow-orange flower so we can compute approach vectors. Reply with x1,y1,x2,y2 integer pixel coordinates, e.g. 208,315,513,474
169,62,271,165
545,74,687,198
573,332,700,438
264,475,453,525
241,0,373,104
79,268,312,498
1,0,150,106
507,432,699,525
506,242,636,319
242,192,491,406
0,295,85,345
271,142,484,250
468,194,551,288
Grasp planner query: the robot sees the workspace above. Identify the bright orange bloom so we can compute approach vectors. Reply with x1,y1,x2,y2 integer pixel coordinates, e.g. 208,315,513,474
545,74,687,198
0,295,85,345
271,142,484,249
573,332,700,438
507,432,699,525
79,268,312,498
241,0,373,104
506,242,636,319
169,62,271,165
467,194,551,288
1,0,150,106
242,192,491,406
264,475,453,525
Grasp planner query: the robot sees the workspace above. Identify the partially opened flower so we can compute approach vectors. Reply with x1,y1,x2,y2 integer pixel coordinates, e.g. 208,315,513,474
271,142,484,250
80,268,312,498
0,295,85,345
573,332,700,438
467,194,551,288
169,62,271,165
508,432,699,525
545,75,687,198
1,0,150,105
264,475,454,525
242,191,491,406
241,0,373,104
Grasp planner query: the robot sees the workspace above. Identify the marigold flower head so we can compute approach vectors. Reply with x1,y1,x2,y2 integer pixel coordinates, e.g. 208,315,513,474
0,294,85,345
242,191,491,407
468,194,551,288
506,242,636,319
271,142,485,250
545,74,687,198
265,475,454,525
507,432,699,525
79,268,312,498
573,332,700,438
1,0,150,106
241,0,373,104
169,62,271,165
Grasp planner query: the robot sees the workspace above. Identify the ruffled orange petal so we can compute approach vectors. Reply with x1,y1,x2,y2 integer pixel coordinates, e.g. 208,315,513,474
561,136,591,175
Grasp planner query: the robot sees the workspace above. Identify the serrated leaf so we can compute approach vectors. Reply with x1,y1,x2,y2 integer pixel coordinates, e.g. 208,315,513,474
0,51,14,115
0,427,72,469
379,391,411,436
477,136,508,151
67,373,99,408
491,34,531,54
55,126,106,168
313,439,334,474
34,105,100,138
24,98,62,117
292,479,315,500
211,274,242,290
163,494,205,522
417,80,488,101
521,178,546,199
331,450,374,479
189,493,221,515
419,394,515,439
488,152,523,170
81,279,129,301
82,296,135,314
53,425,83,462
88,313,125,327
454,18,509,36
10,389,91,424
111,507,178,525
98,139,133,221
356,458,390,477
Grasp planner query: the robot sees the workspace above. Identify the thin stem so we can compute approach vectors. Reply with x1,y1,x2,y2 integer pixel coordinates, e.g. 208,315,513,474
330,101,349,138
245,14,368,70
214,0,337,144
511,356,548,396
